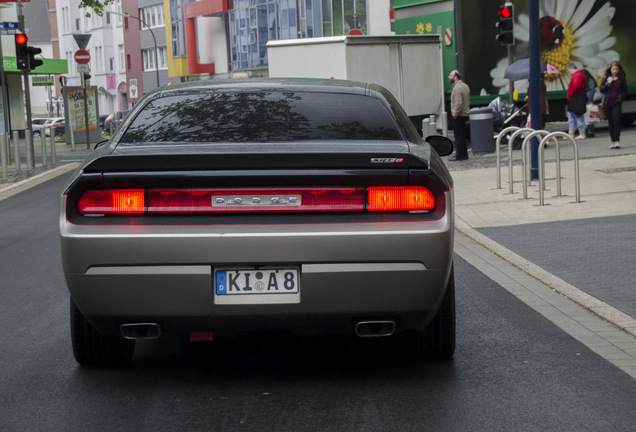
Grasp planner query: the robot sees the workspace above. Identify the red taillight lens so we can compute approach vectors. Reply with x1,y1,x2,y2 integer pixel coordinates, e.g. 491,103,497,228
367,187,435,212
78,189,145,214
76,187,435,214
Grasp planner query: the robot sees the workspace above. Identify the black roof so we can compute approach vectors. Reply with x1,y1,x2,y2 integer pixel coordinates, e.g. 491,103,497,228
153,78,372,98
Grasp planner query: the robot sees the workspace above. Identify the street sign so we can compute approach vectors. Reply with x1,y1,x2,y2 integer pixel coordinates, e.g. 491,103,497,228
77,63,90,73
0,22,20,30
74,49,90,64
73,34,91,50
32,76,54,86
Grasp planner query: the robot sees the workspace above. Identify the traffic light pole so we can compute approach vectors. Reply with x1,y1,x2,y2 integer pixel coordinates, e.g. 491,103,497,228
23,71,35,170
0,32,11,135
83,73,90,149
508,46,514,103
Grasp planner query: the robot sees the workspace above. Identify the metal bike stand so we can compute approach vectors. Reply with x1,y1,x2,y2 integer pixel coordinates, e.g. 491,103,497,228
495,126,520,189
538,132,580,206
520,130,551,199
504,127,534,194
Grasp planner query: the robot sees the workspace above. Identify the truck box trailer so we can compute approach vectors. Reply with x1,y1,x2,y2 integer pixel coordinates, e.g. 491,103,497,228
267,35,447,131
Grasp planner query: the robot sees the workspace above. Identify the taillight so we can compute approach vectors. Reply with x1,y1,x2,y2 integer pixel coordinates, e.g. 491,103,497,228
367,187,435,212
78,189,145,214
76,187,435,214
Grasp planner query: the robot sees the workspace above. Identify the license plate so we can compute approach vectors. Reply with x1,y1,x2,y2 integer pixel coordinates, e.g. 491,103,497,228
214,267,300,305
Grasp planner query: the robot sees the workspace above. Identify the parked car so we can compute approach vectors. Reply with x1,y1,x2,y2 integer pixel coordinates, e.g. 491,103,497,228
31,118,50,138
44,117,65,137
60,78,456,367
104,111,129,132
53,121,65,137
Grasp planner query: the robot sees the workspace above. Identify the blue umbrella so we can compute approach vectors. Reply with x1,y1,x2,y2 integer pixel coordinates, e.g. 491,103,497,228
504,58,557,81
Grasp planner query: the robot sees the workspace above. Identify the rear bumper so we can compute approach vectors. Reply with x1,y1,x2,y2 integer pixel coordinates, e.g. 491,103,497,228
60,192,454,335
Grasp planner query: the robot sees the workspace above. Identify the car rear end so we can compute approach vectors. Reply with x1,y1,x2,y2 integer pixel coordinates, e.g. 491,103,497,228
60,79,455,365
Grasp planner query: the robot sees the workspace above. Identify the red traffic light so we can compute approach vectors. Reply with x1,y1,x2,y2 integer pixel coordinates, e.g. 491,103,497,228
498,7,512,18
15,34,28,45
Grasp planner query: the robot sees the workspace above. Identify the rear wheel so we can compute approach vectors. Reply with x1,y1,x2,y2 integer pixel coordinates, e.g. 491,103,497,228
401,266,456,360
70,299,135,367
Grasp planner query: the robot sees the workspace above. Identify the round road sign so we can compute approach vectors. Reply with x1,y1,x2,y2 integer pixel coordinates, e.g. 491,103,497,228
74,49,91,64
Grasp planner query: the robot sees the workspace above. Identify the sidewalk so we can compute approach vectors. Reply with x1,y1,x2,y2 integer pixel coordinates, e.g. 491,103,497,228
447,124,636,339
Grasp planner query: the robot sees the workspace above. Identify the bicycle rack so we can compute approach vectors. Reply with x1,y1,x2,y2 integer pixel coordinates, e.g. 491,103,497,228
520,129,551,199
495,126,533,192
538,131,581,206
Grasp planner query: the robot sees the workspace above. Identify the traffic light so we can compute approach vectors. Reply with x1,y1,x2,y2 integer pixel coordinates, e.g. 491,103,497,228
27,46,43,70
496,4,514,45
15,33,29,70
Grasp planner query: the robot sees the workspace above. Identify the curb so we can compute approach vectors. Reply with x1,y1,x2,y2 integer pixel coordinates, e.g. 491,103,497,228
455,217,636,338
0,163,79,202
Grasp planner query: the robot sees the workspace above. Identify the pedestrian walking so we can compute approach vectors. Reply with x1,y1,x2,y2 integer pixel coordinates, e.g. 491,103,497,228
448,70,470,161
582,69,598,137
566,64,588,139
600,61,628,149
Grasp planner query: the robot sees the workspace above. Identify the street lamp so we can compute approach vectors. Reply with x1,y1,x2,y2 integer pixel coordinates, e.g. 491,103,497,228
110,10,160,89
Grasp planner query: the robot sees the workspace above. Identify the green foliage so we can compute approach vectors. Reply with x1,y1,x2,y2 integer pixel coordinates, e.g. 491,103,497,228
79,0,115,17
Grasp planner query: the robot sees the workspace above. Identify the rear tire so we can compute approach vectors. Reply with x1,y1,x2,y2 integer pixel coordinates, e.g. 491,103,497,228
70,299,135,367
401,266,456,360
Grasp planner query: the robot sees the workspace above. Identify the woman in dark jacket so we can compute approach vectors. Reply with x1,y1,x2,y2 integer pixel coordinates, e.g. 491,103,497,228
600,61,628,149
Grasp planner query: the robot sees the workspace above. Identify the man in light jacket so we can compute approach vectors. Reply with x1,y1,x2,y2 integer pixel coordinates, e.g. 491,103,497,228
449,70,470,161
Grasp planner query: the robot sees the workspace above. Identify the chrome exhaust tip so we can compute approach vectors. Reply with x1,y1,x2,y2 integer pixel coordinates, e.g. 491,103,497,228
355,320,396,337
120,323,161,340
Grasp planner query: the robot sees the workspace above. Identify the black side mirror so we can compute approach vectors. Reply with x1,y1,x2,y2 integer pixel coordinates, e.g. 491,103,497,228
426,135,454,156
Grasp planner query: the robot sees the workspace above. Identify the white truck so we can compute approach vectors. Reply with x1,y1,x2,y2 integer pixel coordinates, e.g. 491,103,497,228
267,34,447,132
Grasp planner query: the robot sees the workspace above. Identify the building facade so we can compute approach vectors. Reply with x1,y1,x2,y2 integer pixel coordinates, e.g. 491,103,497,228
56,0,128,115
168,0,391,79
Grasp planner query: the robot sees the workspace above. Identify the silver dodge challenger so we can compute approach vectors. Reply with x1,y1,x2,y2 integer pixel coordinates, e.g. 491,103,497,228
60,78,456,367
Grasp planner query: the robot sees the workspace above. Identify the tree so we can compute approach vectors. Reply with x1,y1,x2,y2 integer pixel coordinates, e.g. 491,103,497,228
78,0,115,17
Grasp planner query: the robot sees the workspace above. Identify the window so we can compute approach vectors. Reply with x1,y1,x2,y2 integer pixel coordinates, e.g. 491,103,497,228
120,91,402,144
228,0,365,71
62,7,70,33
76,19,81,32
143,47,168,71
118,44,125,72
115,0,123,26
170,0,194,57
143,49,156,71
158,46,168,69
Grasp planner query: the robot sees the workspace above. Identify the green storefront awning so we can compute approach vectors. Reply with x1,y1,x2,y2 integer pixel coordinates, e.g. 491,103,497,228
3,57,68,74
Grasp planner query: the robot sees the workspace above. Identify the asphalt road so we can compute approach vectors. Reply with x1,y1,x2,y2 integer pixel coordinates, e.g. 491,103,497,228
1,173,635,432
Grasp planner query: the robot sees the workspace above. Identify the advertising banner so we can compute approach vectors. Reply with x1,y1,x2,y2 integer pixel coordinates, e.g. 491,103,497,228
64,86,100,144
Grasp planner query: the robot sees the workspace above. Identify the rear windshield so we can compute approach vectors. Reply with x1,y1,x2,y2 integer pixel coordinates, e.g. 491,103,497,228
119,91,403,144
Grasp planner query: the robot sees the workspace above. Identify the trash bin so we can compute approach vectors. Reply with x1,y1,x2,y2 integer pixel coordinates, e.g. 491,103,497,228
469,107,495,153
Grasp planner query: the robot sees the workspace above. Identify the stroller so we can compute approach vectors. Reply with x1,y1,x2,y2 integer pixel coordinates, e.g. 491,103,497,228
489,97,528,149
